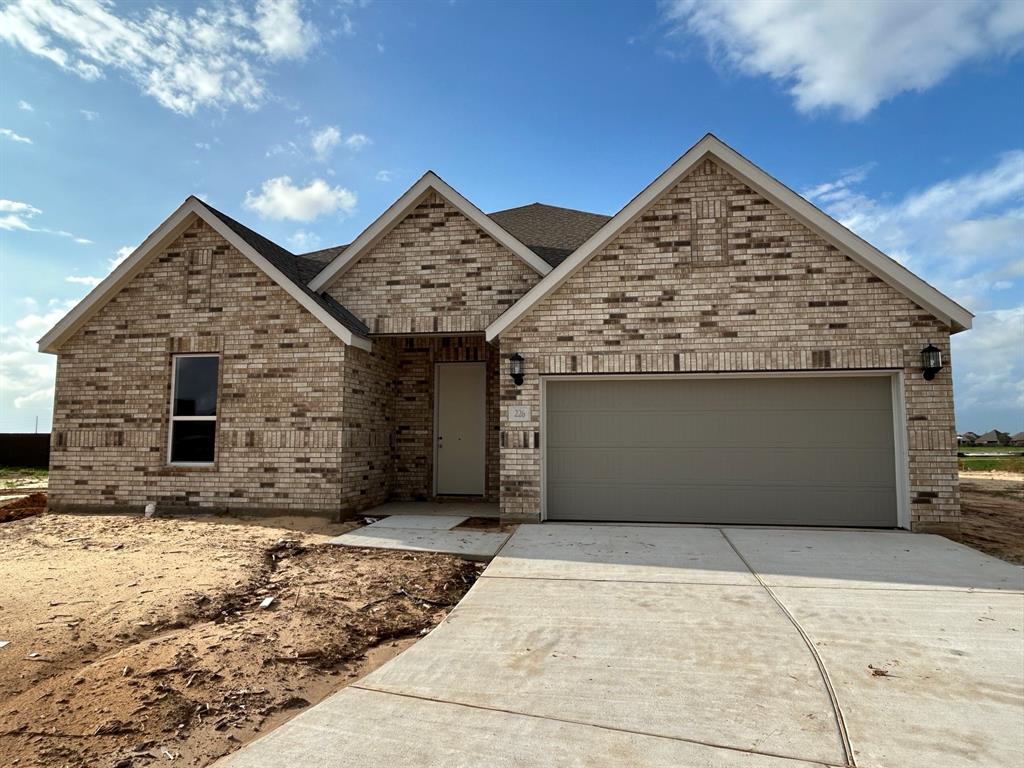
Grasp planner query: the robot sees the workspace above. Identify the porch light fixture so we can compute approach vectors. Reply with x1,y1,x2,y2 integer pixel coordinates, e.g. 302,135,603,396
509,353,525,386
921,343,943,380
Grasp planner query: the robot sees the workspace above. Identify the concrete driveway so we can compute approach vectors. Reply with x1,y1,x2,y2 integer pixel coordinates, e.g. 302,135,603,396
221,525,1023,768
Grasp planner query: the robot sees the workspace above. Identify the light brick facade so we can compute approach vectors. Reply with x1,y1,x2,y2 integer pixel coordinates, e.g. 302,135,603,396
48,157,962,532
326,190,540,334
498,159,959,531
50,219,351,514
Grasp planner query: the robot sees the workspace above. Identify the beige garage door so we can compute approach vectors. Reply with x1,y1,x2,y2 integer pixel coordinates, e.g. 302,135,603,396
545,376,897,527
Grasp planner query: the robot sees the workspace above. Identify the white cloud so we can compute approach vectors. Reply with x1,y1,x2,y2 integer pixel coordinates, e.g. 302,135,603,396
14,387,54,409
266,141,300,158
79,108,98,120
252,0,319,60
195,141,211,150
311,125,341,160
952,307,1024,431
345,132,371,151
244,176,357,222
375,169,393,182
0,199,41,215
663,0,1024,118
0,297,80,426
0,0,322,116
61,244,137,291
17,99,33,111
65,275,103,287
288,229,321,251
0,198,90,242
1,127,32,143
806,155,1024,431
109,244,136,270
805,151,1024,311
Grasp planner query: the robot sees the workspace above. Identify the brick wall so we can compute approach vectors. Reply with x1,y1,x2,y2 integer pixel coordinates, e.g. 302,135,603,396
340,342,397,513
499,159,959,530
326,190,540,334
50,218,350,515
391,336,500,502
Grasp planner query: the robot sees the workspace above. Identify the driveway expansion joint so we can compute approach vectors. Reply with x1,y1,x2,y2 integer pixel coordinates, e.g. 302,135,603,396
350,684,846,768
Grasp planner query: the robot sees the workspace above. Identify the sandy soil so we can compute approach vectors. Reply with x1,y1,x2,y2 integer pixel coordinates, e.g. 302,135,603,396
0,510,481,768
954,473,1024,565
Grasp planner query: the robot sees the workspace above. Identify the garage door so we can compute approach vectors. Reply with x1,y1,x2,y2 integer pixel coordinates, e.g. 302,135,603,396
545,376,897,527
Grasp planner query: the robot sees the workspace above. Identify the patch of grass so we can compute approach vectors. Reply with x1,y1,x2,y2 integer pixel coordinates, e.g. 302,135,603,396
959,456,1024,473
0,466,48,490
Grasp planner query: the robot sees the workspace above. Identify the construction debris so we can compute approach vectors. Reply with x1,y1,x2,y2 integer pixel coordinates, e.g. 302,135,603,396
0,511,478,768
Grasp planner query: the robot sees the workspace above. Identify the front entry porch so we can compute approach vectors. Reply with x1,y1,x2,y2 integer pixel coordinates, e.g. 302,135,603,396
330,500,510,561
358,500,500,519
367,334,501,506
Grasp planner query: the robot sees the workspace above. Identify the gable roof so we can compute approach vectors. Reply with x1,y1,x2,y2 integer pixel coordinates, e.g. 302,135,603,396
486,134,973,341
193,200,370,337
488,203,611,268
975,430,1007,442
38,197,371,354
307,172,552,292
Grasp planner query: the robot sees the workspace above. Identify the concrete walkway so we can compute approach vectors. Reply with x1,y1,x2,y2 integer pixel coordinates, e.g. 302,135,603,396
328,513,510,561
221,524,1024,768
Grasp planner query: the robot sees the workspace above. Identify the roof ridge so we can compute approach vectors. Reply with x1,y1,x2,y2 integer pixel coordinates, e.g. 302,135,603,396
488,202,610,218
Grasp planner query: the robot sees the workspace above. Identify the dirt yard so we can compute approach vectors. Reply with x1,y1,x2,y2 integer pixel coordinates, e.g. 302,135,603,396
954,471,1024,564
0,507,480,768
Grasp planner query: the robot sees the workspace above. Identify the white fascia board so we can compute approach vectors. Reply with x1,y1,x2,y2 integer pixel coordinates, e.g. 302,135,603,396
309,171,551,293
38,199,197,354
487,134,972,340
38,198,371,354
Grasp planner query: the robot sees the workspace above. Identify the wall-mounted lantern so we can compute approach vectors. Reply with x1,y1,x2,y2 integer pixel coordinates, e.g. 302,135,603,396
921,343,943,380
509,353,525,386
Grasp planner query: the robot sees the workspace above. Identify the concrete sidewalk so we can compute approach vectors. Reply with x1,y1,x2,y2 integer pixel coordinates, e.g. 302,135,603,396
220,524,1024,768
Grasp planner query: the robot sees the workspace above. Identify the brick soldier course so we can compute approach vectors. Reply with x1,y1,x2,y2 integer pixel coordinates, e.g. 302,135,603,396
40,135,971,532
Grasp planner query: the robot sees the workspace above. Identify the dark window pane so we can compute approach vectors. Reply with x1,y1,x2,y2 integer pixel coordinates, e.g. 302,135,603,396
170,420,216,463
174,357,218,416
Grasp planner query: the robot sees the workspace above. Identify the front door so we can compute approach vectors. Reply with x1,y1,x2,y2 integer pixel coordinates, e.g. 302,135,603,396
435,362,486,495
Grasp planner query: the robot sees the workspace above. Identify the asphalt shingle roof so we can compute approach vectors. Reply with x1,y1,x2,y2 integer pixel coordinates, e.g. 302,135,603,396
488,203,611,267
195,197,610,338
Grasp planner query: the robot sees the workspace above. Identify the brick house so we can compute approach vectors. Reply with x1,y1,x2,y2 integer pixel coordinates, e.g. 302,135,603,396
39,135,972,532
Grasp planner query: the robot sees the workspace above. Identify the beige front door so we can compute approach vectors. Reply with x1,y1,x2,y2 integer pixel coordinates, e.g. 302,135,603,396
435,362,486,495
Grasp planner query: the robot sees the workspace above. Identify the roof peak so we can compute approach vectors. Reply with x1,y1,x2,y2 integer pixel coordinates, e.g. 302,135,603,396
488,201,609,218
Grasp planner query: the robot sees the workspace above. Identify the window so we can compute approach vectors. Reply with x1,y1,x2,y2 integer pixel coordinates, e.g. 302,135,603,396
169,355,219,464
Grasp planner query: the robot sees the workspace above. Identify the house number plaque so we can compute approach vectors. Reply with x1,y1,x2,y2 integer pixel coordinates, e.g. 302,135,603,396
508,405,531,422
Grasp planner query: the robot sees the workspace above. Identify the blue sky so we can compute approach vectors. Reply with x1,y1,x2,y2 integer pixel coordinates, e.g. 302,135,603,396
1,0,1022,434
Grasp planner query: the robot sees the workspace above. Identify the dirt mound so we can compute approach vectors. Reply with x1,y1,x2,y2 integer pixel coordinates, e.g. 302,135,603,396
953,476,1024,565
0,492,46,523
0,513,480,768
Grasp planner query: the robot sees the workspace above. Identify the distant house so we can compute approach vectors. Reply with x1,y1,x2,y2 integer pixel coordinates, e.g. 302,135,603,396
958,432,979,446
974,430,1009,446
1010,432,1024,447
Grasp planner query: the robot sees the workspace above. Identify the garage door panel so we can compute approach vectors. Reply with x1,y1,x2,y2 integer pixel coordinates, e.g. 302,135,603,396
545,377,898,527
547,376,891,413
547,408,894,450
547,481,896,526
548,446,895,487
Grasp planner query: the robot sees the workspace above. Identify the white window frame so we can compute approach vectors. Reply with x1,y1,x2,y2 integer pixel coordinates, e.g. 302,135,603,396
168,353,220,467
